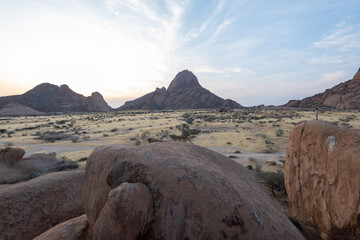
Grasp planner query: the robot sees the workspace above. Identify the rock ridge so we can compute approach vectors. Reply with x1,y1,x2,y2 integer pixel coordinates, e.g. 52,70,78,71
284,67,360,109
0,83,112,114
118,70,242,110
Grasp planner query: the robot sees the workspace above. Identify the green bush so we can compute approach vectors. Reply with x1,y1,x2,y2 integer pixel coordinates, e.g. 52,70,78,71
275,128,284,137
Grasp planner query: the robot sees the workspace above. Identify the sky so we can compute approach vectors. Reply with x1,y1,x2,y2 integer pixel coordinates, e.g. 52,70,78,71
0,0,359,108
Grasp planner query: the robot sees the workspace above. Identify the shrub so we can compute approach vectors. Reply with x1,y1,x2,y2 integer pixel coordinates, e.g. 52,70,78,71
185,117,194,124
135,140,141,145
48,152,57,158
36,131,70,143
77,157,88,162
71,136,80,143
247,165,254,171
266,160,277,166
170,124,200,142
249,157,258,163
256,170,285,196
275,128,284,137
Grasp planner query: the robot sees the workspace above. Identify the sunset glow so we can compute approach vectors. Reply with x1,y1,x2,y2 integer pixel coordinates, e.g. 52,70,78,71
0,0,359,107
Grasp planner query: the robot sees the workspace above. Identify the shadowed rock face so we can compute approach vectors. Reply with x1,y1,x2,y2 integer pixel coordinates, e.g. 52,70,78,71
0,170,85,240
0,83,112,114
285,67,360,109
285,120,360,236
0,147,77,184
82,142,304,239
118,70,242,110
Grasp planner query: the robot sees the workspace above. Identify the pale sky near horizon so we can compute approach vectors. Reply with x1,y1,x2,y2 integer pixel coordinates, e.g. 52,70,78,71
0,0,359,108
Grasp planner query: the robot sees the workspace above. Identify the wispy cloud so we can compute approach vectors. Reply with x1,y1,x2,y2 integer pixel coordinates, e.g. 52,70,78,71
308,56,342,65
208,19,232,43
184,0,226,41
194,65,251,74
316,71,346,84
313,20,360,51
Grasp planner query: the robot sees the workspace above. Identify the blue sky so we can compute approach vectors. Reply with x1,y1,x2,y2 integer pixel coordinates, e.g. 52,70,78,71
0,0,359,107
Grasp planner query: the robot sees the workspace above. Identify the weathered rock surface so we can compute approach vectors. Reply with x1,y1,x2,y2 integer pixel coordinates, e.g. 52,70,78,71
0,83,112,114
0,147,61,184
93,182,154,239
118,70,242,110
34,215,91,240
0,170,85,240
0,147,25,166
285,120,360,235
285,67,360,109
83,142,304,239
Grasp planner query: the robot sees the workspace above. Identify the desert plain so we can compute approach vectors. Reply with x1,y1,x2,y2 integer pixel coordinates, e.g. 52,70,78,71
1,108,359,173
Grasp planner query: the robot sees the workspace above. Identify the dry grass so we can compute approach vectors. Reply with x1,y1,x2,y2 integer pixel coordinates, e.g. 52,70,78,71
1,109,359,167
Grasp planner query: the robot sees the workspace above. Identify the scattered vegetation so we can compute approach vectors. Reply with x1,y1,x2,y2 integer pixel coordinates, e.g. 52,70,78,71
255,170,285,197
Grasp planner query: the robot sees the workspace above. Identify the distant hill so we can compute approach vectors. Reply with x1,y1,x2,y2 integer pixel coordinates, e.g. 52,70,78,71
285,68,360,109
0,83,112,115
117,70,242,110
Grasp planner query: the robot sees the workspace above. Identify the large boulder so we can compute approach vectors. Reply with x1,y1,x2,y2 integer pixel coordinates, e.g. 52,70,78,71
93,182,154,239
34,215,91,240
0,170,85,240
83,142,304,239
0,147,25,166
285,120,360,236
0,147,76,184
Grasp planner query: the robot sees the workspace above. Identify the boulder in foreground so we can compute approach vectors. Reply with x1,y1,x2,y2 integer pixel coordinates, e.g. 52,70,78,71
0,147,73,184
285,120,360,238
34,214,90,240
0,170,85,240
83,142,304,239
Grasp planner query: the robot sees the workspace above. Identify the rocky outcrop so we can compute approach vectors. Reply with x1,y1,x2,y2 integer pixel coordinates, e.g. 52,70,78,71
34,215,91,240
83,142,304,239
285,67,360,109
118,70,242,110
285,120,360,237
0,83,112,114
0,147,66,184
93,183,154,239
0,170,85,240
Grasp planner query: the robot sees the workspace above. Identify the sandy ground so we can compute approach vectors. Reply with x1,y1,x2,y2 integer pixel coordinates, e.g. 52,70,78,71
1,109,359,172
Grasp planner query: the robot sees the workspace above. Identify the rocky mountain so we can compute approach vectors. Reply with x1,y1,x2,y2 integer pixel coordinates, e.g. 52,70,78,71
285,68,360,109
0,83,112,114
117,70,242,110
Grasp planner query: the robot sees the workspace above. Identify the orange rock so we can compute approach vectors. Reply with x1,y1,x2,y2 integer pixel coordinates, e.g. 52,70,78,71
285,120,360,234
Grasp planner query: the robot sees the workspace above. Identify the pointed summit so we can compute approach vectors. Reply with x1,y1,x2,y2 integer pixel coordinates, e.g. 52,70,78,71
167,70,201,92
353,68,360,80
118,70,242,110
